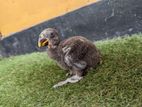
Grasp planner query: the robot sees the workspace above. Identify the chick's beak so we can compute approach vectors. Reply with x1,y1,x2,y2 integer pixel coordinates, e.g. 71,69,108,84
38,38,49,47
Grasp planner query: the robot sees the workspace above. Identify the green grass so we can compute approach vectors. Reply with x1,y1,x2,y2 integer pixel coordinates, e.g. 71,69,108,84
0,34,142,107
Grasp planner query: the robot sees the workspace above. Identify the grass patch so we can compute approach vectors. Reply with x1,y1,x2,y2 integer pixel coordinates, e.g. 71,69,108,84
0,34,142,107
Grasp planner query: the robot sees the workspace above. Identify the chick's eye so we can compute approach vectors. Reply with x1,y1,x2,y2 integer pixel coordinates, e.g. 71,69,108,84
51,33,54,35
50,33,55,38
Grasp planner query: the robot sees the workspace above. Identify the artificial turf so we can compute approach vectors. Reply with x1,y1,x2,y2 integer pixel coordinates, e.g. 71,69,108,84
0,34,142,107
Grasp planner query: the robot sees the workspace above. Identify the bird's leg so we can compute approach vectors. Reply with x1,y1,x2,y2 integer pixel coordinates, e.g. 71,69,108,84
53,74,83,88
66,70,73,77
66,74,83,83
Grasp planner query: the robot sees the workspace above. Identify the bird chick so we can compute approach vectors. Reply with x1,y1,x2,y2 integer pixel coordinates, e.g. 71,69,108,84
38,28,101,88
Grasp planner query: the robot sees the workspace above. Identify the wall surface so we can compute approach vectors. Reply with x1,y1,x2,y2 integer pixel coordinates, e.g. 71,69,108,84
0,0,96,36
0,0,142,57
